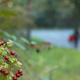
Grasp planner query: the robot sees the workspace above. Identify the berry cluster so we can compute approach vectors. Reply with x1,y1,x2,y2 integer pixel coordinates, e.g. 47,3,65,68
13,69,23,80
0,69,23,80
0,69,9,75
0,40,23,80
5,51,15,60
4,51,23,80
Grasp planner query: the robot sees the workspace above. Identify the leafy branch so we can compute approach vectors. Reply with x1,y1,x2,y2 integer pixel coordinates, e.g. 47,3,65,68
0,0,10,5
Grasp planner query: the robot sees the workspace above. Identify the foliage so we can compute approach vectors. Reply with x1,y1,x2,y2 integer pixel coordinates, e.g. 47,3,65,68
0,10,17,18
0,0,80,29
32,0,80,28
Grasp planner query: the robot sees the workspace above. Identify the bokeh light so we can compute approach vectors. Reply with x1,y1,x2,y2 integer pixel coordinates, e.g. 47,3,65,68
8,2,13,8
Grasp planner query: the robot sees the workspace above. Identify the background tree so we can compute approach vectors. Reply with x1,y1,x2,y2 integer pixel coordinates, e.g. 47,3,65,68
70,0,80,27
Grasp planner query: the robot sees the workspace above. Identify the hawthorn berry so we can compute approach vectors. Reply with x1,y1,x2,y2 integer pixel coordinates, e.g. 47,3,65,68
1,41,4,45
0,42,2,45
20,72,23,76
16,73,20,77
13,77,17,80
5,56,9,60
18,69,22,74
0,70,1,72
0,41,4,46
1,69,4,73
10,51,15,55
4,71,9,75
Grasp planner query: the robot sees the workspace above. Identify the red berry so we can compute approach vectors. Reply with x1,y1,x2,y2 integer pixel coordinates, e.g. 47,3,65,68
1,41,4,45
1,69,4,73
20,72,23,76
13,77,17,80
0,42,2,46
10,51,15,55
0,70,2,72
16,73,20,77
4,71,9,75
5,56,9,60
18,69,22,74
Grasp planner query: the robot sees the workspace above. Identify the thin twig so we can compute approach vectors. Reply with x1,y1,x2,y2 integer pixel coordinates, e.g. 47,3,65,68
0,0,10,5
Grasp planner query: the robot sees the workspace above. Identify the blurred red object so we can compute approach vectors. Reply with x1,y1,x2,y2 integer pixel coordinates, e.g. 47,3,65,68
44,41,47,44
68,35,74,42
47,42,51,45
44,41,51,45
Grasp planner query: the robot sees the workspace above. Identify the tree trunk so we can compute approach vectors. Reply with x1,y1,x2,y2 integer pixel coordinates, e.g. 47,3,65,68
26,0,31,41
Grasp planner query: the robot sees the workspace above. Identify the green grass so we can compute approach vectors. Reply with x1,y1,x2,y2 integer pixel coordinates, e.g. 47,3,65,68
31,37,44,43
31,47,80,80
15,47,80,80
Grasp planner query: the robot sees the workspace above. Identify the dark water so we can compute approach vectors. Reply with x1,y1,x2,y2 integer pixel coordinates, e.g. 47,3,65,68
31,30,80,49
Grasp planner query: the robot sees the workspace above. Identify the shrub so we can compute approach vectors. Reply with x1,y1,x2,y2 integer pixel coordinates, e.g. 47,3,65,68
0,40,23,80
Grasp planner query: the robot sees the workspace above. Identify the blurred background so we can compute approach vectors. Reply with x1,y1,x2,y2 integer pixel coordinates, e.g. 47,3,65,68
0,0,80,80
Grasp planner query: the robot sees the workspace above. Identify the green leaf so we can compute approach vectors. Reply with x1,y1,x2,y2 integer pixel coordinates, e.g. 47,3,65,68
13,41,26,50
4,22,14,27
20,37,29,44
9,57,16,63
7,43,13,47
0,10,18,18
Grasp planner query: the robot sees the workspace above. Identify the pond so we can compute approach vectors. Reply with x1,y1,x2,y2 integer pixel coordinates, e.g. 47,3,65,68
31,29,80,49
